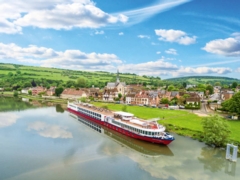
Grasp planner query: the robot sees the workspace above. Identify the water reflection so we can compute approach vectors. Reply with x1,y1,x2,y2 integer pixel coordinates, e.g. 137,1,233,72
198,146,237,176
56,104,65,113
0,97,34,112
69,112,173,157
0,113,19,128
27,121,73,139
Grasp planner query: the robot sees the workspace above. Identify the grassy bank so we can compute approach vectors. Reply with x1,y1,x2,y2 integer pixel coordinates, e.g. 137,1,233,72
92,102,240,145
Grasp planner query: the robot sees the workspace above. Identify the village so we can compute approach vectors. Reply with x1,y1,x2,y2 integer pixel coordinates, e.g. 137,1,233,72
14,71,239,113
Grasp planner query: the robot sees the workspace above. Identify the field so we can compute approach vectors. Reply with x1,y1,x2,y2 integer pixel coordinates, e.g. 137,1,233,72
92,102,240,143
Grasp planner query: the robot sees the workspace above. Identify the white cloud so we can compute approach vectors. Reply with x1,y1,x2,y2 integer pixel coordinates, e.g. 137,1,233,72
0,113,19,128
202,33,240,56
118,58,178,76
138,35,150,39
165,48,177,55
95,30,104,35
118,32,124,36
0,43,122,71
116,0,191,26
0,0,128,33
236,67,240,73
28,121,73,139
173,67,232,76
155,29,196,45
156,51,161,54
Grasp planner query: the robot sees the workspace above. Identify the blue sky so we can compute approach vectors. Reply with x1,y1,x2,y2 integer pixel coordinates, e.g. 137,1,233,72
0,0,240,79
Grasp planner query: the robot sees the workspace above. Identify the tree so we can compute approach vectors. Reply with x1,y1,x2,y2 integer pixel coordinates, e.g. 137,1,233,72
221,92,240,116
206,85,213,95
31,80,37,87
55,87,64,97
183,82,187,88
231,82,238,88
214,82,221,86
76,77,87,88
118,93,122,99
202,115,230,147
160,98,169,104
28,90,32,95
24,82,32,88
13,91,18,97
167,85,175,91
122,105,128,112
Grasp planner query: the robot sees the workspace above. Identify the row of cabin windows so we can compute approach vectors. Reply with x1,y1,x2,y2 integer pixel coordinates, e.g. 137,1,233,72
70,105,76,108
77,107,101,120
112,120,159,136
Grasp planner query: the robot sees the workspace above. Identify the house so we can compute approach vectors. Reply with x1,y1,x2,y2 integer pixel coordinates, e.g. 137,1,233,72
186,84,196,89
235,86,240,93
102,88,118,101
135,91,149,105
214,86,221,93
61,88,87,99
21,88,32,94
170,91,180,99
148,91,160,106
220,90,234,101
125,84,143,94
188,91,204,100
185,92,201,105
46,87,56,96
125,89,139,104
32,86,46,96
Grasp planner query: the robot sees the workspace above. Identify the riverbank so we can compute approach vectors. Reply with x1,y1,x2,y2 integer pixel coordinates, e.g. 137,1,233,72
1,93,239,147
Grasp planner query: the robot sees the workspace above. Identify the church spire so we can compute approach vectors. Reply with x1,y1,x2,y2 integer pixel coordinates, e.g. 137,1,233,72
116,69,120,83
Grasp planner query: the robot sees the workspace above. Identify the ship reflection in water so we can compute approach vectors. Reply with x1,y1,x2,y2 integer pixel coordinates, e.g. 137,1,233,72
69,112,173,157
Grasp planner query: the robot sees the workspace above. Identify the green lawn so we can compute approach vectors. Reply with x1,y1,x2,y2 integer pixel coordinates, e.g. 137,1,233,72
92,102,240,143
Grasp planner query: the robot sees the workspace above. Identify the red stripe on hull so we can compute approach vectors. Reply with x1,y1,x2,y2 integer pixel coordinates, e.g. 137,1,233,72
68,108,173,145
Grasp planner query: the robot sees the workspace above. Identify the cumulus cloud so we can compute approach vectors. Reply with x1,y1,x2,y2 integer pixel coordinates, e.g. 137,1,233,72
156,51,161,54
202,33,240,56
173,67,232,76
28,121,73,139
0,113,19,128
118,59,178,76
0,0,128,33
165,48,177,55
236,67,240,73
0,43,122,71
138,35,150,39
118,32,124,36
155,29,196,45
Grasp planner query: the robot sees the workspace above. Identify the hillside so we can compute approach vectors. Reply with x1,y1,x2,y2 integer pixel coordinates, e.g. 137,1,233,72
0,63,154,88
163,76,240,86
1,63,239,89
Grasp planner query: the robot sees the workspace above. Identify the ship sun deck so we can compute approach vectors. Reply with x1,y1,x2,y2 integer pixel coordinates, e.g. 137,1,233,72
74,102,164,131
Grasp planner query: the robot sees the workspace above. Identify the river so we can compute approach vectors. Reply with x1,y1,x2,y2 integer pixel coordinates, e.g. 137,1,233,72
0,97,239,180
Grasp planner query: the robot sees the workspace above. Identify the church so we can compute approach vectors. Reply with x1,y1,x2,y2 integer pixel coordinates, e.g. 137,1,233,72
103,70,126,101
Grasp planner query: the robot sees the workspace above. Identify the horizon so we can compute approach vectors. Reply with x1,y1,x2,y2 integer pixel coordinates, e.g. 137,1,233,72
0,0,240,79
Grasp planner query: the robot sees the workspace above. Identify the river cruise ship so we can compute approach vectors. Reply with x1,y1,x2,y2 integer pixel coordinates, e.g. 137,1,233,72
68,101,174,145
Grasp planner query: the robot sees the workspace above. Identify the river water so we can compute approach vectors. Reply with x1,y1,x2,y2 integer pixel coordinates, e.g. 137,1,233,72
0,98,239,180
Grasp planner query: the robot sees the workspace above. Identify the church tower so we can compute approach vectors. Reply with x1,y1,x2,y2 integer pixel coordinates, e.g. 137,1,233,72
116,69,120,84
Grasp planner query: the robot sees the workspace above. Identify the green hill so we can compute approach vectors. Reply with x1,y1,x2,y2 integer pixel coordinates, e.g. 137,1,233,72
0,63,154,88
0,63,239,89
163,76,240,86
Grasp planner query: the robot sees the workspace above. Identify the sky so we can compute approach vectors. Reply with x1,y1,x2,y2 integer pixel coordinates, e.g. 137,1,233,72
0,0,240,79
